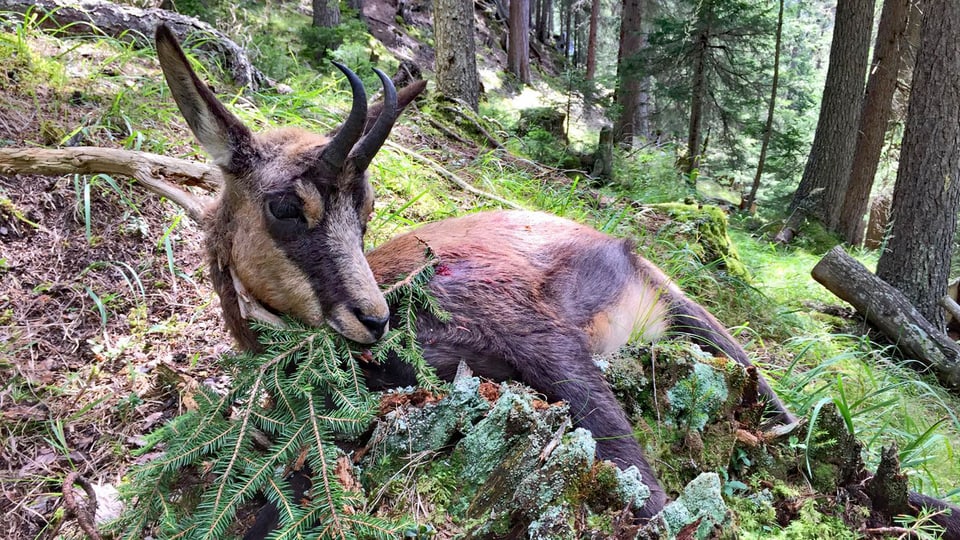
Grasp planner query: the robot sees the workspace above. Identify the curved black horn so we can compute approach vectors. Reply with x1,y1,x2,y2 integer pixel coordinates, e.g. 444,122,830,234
349,68,398,172
322,62,368,172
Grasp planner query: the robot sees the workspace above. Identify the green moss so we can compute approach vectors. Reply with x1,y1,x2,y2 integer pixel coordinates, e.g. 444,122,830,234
667,363,730,431
649,202,749,279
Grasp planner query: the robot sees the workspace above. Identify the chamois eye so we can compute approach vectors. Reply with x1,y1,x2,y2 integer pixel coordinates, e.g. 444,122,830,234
267,197,304,222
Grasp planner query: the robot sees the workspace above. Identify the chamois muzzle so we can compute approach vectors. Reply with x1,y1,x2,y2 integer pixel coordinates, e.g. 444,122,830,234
353,309,389,340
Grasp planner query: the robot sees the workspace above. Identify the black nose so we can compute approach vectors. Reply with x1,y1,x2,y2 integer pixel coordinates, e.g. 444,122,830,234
354,309,388,340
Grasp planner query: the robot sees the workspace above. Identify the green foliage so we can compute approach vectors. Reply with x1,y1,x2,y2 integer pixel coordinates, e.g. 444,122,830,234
642,0,775,166
112,262,444,539
519,128,573,167
300,15,369,67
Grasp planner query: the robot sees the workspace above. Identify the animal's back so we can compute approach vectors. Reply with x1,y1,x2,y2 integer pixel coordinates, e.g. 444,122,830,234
368,210,670,353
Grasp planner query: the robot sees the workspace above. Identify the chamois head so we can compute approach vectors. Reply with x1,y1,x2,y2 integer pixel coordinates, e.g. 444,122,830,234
155,25,424,345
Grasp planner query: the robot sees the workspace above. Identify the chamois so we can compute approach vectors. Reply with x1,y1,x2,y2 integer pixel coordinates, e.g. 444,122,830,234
155,24,794,527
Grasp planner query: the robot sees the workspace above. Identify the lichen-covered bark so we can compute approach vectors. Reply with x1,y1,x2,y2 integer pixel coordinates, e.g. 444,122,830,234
812,246,960,388
0,0,268,89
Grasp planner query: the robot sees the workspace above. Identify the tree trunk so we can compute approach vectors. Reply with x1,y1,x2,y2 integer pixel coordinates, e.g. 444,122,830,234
563,0,573,61
863,191,891,249
508,0,532,83
573,4,583,66
743,0,784,213
592,126,614,179
786,0,874,229
312,0,340,27
434,0,481,110
0,0,267,90
613,0,644,145
836,0,910,245
876,0,960,331
585,0,600,81
534,0,543,42
685,7,709,181
812,247,960,388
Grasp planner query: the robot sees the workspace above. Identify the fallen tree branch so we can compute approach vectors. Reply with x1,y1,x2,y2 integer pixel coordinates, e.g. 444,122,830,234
941,295,960,323
0,0,268,89
61,472,102,540
811,246,960,389
0,147,215,222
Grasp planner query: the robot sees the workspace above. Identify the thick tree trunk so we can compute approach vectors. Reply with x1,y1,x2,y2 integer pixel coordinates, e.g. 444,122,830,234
786,0,874,229
508,0,532,83
434,0,481,110
812,247,960,389
837,0,910,245
0,0,267,90
534,0,543,42
312,0,340,27
585,0,600,81
876,0,960,331
743,0,784,212
612,0,644,145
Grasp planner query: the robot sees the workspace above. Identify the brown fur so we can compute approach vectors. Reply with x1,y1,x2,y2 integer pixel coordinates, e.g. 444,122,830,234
154,24,796,532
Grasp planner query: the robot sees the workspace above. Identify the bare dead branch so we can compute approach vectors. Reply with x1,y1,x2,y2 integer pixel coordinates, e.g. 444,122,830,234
230,268,286,328
0,147,216,222
61,472,102,540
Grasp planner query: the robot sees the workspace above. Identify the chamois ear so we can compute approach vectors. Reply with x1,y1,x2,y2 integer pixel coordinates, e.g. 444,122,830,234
364,79,427,131
155,24,255,172
348,75,427,172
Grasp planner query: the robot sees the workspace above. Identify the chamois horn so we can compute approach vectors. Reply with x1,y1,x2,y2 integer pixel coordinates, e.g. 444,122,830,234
322,62,368,172
350,68,398,172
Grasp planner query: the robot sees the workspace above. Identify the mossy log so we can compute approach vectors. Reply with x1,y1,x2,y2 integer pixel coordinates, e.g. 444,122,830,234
811,246,960,389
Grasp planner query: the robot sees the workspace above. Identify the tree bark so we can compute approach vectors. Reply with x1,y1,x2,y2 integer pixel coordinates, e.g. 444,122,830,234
0,0,267,90
743,0,784,212
434,0,481,110
613,0,644,145
685,3,710,181
836,0,910,245
876,0,960,331
508,0,532,83
812,246,960,389
585,0,600,81
786,0,874,229
312,0,340,27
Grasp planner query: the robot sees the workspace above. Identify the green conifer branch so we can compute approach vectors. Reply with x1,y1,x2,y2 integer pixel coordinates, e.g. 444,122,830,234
113,258,444,538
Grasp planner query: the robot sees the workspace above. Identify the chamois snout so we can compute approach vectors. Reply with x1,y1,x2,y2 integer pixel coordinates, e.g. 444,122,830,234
325,291,390,344
354,309,389,339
